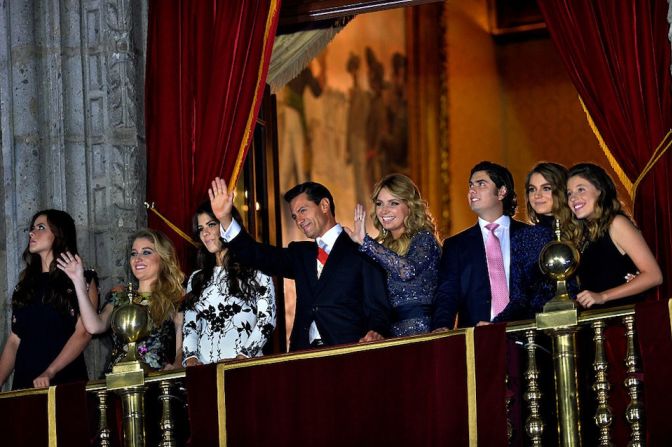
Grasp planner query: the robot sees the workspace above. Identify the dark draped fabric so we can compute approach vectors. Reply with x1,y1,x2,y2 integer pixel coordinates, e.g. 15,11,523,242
145,0,280,264
636,300,672,445
186,331,508,446
0,382,90,446
536,0,672,300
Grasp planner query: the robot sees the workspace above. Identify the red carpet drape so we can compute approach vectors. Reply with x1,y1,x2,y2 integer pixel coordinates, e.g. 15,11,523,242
145,0,280,265
536,0,672,300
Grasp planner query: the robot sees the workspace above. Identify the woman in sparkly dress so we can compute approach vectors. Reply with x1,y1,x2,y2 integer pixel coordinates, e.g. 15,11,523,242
494,162,576,322
57,229,185,371
346,174,440,337
567,163,662,308
182,203,276,365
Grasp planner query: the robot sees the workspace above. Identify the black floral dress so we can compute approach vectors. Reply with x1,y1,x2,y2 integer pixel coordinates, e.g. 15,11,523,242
183,267,276,364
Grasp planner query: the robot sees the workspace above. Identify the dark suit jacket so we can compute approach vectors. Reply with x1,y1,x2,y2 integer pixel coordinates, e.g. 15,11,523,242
431,219,528,329
228,229,391,351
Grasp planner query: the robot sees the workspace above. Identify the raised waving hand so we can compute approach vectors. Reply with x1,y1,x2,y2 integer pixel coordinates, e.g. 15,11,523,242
344,204,367,245
209,177,235,228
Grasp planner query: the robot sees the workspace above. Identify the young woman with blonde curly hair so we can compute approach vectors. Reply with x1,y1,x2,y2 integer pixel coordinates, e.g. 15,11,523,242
346,173,441,336
57,229,185,370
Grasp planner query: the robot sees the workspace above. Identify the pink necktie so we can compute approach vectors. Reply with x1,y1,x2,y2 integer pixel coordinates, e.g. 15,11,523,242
485,223,509,317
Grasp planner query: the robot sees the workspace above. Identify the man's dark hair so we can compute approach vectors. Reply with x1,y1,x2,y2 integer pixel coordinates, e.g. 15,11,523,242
284,182,335,216
470,161,517,216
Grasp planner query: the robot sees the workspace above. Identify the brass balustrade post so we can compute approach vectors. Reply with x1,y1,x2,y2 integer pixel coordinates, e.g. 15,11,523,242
158,380,177,446
537,305,581,447
524,330,544,447
552,327,582,447
115,385,147,447
105,284,151,447
623,315,644,446
536,217,582,446
523,329,544,446
591,320,612,446
96,389,112,447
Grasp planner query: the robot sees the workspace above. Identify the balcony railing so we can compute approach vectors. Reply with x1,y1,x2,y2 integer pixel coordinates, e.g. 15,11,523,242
1,300,669,446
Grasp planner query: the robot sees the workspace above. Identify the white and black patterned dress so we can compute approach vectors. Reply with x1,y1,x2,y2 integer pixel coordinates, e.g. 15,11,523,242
183,267,276,364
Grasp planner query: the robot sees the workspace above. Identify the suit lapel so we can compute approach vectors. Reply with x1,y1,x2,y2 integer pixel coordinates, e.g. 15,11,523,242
468,224,488,273
304,242,320,292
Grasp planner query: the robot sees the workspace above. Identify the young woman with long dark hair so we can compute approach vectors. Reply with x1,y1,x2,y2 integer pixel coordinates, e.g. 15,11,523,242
182,203,275,365
0,210,97,390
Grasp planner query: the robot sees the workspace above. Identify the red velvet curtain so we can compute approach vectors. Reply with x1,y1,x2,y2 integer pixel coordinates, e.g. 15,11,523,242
536,0,672,300
145,0,280,265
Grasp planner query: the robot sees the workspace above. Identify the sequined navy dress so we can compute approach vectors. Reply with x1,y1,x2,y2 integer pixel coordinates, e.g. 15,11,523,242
359,230,441,336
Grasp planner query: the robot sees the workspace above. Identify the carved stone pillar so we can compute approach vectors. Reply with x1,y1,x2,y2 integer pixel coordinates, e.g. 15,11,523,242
0,0,148,386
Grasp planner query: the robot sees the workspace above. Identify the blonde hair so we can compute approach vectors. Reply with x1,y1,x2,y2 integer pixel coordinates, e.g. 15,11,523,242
370,174,438,255
131,229,184,325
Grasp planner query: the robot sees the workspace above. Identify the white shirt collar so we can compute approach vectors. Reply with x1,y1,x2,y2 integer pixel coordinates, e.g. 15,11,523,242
316,224,342,253
478,215,510,232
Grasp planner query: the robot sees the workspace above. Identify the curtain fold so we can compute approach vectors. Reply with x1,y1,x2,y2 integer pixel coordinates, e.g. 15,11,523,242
536,0,672,300
145,0,280,265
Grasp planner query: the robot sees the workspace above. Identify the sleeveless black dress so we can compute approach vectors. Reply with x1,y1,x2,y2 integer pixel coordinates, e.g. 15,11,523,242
11,273,89,390
577,232,643,307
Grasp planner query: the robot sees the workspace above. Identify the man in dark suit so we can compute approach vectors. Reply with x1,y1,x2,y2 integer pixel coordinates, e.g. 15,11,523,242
432,161,528,329
209,177,391,351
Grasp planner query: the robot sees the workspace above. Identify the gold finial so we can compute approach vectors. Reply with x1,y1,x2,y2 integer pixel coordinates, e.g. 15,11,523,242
127,282,135,304
554,218,561,241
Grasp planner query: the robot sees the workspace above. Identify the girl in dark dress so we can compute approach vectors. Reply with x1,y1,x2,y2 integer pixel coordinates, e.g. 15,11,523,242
495,162,577,322
58,229,184,370
0,210,98,390
567,163,662,307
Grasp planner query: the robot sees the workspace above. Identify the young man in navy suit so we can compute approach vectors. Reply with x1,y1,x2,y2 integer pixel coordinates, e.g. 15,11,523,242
209,177,391,351
432,161,528,330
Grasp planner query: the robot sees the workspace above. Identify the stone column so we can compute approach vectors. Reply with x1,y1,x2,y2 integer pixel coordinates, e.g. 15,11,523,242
0,0,148,386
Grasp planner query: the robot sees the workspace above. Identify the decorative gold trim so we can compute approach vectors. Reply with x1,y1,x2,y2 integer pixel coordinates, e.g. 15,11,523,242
465,328,477,447
217,364,227,447
228,0,280,190
143,202,198,247
632,129,672,207
48,386,57,447
218,329,468,371
578,96,634,198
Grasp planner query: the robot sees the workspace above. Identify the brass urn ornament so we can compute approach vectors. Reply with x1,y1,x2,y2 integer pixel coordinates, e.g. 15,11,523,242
539,219,580,312
536,219,583,447
110,283,151,366
106,284,152,446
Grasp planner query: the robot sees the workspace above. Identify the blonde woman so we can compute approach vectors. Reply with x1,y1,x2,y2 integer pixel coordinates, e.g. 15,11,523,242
57,229,185,370
346,174,441,336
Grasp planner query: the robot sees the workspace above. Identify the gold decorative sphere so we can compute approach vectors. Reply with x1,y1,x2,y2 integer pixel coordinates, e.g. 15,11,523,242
539,240,580,281
111,299,150,344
